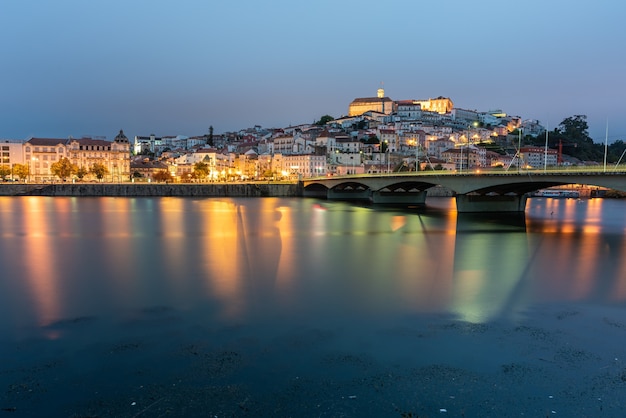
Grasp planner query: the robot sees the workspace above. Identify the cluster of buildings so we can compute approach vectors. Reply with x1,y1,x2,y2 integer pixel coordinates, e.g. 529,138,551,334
1,89,560,183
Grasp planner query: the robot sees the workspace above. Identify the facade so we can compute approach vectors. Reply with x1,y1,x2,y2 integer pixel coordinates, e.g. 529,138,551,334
520,146,558,168
1,140,26,180
130,159,169,180
24,131,131,182
452,108,479,123
414,96,454,114
67,130,131,181
442,147,484,169
349,88,395,116
133,134,162,155
24,138,69,182
396,100,422,120
279,154,327,178
379,128,398,153
272,135,295,155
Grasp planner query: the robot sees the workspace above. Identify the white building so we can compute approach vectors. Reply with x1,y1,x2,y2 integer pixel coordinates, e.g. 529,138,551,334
279,154,327,178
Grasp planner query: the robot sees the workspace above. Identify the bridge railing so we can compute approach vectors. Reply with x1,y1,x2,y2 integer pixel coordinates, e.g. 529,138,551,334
307,165,626,181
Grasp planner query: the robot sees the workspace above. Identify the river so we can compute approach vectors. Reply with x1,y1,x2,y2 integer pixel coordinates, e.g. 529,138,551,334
1,196,625,417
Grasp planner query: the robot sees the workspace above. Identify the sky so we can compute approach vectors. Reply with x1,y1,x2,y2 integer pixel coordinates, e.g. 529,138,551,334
1,0,625,143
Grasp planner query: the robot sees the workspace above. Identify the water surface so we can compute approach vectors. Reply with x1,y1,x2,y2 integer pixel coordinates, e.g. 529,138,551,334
1,196,625,416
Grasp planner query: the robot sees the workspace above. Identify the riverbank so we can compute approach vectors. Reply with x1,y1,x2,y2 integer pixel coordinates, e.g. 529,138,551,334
0,183,302,197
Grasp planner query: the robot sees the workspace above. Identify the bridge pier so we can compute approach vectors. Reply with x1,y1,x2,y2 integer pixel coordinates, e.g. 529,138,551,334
455,194,528,213
370,190,427,205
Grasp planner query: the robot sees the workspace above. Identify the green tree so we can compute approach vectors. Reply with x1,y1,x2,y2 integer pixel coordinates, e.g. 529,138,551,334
558,115,591,144
608,140,626,164
548,115,604,162
315,115,334,126
12,163,29,181
0,165,11,180
51,157,77,181
90,163,109,181
193,161,210,181
208,125,214,147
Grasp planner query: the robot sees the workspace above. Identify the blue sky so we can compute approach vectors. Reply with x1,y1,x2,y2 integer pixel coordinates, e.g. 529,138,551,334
1,0,624,142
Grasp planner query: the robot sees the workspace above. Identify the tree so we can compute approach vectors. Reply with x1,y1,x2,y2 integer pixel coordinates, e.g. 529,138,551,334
193,161,210,181
76,166,88,180
0,165,11,180
558,115,591,144
153,170,173,183
12,163,29,181
51,157,77,181
364,135,379,144
315,115,334,126
208,125,214,147
90,163,109,181
549,115,605,162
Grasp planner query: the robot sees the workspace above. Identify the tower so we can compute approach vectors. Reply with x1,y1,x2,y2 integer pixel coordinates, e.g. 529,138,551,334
377,83,385,113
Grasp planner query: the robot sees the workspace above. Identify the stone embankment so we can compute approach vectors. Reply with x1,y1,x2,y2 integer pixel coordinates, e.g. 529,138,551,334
0,183,303,197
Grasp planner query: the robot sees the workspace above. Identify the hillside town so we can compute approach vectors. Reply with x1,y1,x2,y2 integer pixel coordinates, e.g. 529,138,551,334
1,89,569,183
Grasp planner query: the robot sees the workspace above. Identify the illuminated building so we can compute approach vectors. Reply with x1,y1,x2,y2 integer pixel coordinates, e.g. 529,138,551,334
348,87,395,116
67,130,131,181
413,96,454,114
24,131,131,182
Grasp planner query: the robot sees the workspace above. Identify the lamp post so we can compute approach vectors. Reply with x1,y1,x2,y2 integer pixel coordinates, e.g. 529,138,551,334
459,138,463,173
415,137,419,172
517,128,522,173
29,157,37,183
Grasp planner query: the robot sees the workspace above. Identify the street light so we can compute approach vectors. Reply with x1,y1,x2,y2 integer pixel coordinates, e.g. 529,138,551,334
517,128,522,173
29,156,38,183
459,137,463,173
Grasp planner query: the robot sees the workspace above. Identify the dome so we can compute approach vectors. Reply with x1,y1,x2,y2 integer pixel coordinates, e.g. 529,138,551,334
114,129,129,143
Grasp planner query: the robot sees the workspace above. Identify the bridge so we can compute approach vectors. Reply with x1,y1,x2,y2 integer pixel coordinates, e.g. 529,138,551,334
302,169,626,212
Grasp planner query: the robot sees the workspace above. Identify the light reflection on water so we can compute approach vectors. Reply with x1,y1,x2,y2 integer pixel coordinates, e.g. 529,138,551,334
1,196,625,336
2,196,626,415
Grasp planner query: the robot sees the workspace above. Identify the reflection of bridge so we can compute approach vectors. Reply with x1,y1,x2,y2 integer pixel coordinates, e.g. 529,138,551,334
302,171,626,212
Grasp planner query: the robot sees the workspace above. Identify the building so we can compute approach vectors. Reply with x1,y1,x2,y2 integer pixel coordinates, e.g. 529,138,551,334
279,154,327,178
25,130,131,182
0,140,26,180
133,134,162,155
395,100,422,120
520,146,558,169
348,88,395,116
414,96,454,114
67,130,131,181
24,137,70,182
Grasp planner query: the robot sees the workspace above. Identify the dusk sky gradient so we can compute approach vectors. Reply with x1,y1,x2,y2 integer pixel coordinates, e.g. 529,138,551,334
2,0,625,142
